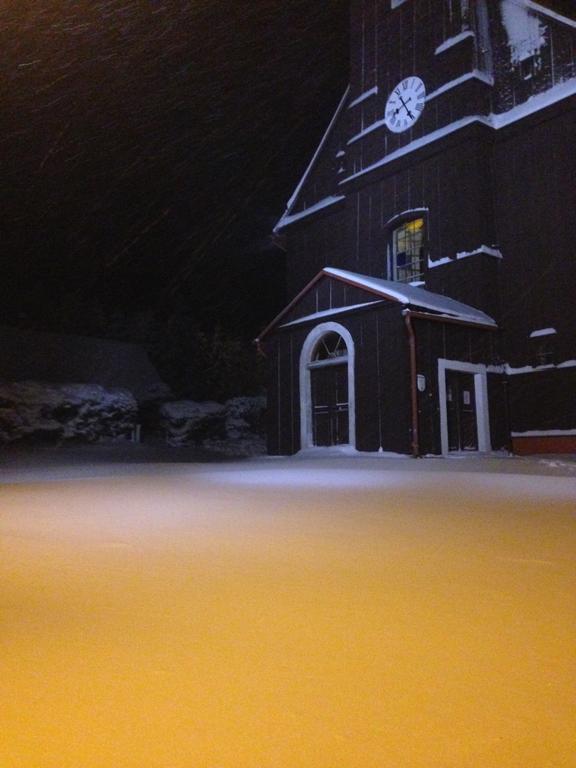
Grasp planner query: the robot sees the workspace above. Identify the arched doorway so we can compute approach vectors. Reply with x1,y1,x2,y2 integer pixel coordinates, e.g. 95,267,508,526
299,322,355,449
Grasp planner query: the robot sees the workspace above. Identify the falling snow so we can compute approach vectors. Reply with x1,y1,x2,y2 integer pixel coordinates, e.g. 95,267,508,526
0,1,348,330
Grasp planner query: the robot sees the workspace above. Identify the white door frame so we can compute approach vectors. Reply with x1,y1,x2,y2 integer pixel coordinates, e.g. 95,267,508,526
299,322,356,449
438,358,491,455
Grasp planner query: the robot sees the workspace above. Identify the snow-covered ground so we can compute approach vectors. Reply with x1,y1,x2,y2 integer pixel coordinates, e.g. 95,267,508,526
1,444,575,485
1,454,575,767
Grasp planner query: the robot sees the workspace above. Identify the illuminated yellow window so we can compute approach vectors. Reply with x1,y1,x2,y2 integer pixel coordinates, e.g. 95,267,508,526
391,217,425,283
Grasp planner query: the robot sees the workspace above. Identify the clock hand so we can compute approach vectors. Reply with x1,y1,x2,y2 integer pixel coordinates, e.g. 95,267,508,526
397,94,414,120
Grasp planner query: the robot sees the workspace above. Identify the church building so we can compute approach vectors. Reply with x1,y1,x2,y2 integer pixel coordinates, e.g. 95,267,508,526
257,0,576,456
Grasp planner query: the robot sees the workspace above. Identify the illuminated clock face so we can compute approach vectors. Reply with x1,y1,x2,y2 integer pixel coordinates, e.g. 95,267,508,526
384,77,426,133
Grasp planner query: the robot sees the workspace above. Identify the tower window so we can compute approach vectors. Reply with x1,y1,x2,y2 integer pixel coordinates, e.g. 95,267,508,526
390,217,426,283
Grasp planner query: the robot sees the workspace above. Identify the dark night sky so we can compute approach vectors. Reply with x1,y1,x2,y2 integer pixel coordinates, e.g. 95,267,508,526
1,0,349,336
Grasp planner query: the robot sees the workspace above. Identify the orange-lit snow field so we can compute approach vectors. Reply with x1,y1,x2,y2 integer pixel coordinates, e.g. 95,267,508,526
1,457,575,768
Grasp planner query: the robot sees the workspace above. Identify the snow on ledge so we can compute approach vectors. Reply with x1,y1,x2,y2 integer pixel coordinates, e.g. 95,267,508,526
492,77,576,127
512,428,576,437
348,86,378,108
348,116,388,145
429,246,502,268
280,301,383,328
275,194,345,231
341,115,493,184
457,245,503,260
506,359,576,375
428,256,452,268
385,207,429,227
529,327,557,338
426,70,494,102
435,30,475,55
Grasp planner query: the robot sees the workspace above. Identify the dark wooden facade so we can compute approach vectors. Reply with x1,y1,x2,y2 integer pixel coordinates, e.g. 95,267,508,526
260,1,576,456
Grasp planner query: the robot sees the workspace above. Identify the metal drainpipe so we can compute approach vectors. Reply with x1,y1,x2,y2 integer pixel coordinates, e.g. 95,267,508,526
404,311,420,458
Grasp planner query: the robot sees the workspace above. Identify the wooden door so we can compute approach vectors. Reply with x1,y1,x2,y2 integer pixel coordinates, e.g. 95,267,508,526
311,364,349,446
446,371,478,452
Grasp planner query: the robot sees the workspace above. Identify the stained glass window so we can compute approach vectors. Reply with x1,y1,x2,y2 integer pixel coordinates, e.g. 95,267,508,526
391,217,425,283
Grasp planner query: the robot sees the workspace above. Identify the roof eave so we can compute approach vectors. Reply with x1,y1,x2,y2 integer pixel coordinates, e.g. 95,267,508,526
403,309,498,331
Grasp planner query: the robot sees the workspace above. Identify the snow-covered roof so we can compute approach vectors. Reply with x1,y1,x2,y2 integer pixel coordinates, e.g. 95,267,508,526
323,268,497,326
256,268,497,342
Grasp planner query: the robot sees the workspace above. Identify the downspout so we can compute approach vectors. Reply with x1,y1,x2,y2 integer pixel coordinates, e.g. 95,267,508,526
404,311,420,458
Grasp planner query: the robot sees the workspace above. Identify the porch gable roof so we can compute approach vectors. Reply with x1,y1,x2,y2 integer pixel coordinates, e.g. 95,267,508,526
256,267,497,343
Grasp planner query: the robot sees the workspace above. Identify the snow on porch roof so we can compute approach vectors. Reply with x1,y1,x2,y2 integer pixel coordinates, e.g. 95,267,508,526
324,268,497,326
256,267,497,343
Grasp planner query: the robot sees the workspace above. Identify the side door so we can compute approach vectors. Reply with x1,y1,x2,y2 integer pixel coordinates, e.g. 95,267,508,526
446,371,478,451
